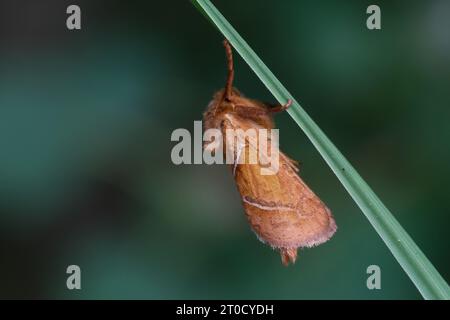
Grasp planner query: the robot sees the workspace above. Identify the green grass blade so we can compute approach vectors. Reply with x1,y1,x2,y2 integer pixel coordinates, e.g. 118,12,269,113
191,0,450,300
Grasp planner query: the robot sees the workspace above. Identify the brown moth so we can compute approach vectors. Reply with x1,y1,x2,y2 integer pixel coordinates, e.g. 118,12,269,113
203,40,336,265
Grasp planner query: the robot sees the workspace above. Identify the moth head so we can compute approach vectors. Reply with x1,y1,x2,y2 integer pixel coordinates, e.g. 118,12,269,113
214,87,242,101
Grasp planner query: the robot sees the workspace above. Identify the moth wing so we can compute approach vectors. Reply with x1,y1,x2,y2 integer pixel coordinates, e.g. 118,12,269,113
221,114,336,263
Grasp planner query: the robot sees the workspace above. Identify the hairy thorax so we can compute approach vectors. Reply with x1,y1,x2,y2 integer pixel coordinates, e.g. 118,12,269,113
203,88,275,133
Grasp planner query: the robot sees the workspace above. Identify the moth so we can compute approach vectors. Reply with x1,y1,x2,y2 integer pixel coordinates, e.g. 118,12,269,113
203,40,336,265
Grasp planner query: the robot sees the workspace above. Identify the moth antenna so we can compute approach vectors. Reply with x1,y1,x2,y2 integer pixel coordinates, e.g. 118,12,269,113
223,39,234,101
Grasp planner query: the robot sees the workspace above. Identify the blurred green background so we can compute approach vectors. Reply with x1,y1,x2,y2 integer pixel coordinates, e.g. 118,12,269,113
0,0,449,299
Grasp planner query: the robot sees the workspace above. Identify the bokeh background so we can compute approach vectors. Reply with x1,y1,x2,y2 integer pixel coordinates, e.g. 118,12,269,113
0,0,449,299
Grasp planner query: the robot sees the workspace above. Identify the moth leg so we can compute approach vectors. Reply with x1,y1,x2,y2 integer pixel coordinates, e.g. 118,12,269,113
268,99,292,114
233,143,245,177
220,118,241,170
234,105,268,118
